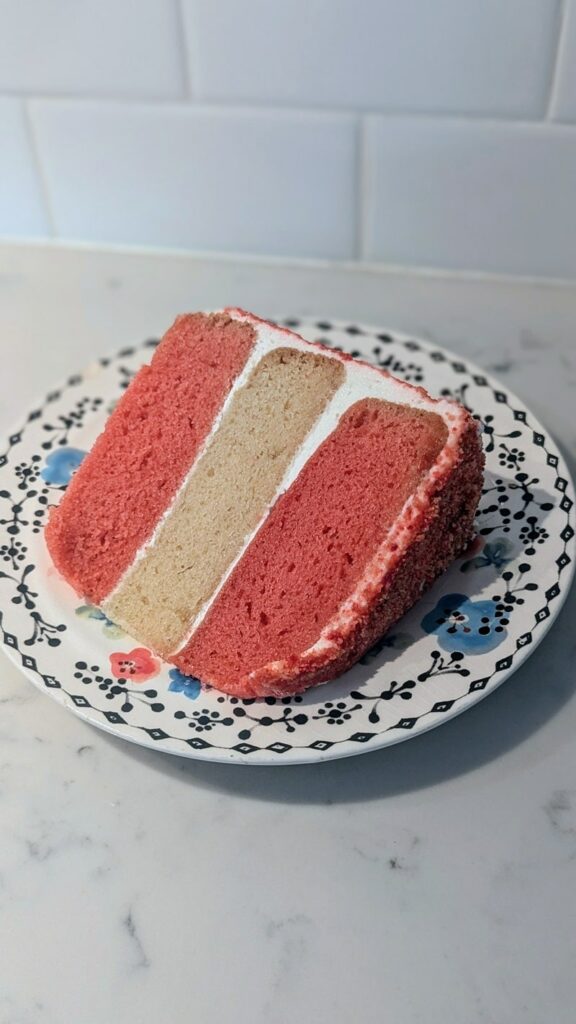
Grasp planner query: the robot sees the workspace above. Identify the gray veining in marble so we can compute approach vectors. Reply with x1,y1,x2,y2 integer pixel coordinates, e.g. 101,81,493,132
0,242,575,1024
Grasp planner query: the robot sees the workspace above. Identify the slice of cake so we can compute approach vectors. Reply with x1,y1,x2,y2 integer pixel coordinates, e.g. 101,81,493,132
46,309,484,698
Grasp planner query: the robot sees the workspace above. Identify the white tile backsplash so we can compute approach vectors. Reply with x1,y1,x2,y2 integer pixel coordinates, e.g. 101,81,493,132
550,0,576,122
29,101,357,259
363,118,576,278
1,0,575,277
0,0,184,99
0,98,49,237
182,0,559,118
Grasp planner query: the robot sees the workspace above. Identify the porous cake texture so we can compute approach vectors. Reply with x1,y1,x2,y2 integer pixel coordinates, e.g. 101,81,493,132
106,346,344,653
46,309,484,697
46,313,256,603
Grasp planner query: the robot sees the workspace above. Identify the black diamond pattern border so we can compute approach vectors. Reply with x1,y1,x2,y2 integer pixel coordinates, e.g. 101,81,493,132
516,632,533,648
432,700,455,712
469,678,490,692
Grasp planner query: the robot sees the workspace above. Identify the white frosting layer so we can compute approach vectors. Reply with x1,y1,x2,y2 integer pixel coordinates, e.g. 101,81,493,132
174,309,466,654
104,308,469,667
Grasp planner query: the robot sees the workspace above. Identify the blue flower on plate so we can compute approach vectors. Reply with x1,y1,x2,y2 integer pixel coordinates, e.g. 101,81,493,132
460,537,515,574
421,593,507,654
168,668,202,700
75,603,125,639
40,447,86,486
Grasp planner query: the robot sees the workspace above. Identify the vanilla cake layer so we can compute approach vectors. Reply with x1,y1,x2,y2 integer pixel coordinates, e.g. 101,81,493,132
104,346,344,653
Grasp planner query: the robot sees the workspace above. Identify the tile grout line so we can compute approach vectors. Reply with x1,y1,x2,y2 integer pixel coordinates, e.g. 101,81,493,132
173,0,194,100
21,99,57,238
4,91,576,130
546,0,570,120
355,116,368,261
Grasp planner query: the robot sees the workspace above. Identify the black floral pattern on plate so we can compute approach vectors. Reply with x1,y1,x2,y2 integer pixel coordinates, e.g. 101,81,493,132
0,321,573,760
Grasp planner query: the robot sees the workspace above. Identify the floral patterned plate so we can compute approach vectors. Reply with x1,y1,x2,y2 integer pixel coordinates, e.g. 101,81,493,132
1,318,574,764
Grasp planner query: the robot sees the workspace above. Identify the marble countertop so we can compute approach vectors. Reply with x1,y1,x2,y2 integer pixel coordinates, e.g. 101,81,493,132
1,241,575,1024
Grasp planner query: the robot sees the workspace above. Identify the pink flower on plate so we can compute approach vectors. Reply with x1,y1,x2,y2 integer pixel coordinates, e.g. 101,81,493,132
109,647,161,683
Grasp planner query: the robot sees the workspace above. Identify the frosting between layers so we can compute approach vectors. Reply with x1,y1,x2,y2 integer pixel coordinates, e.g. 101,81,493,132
104,308,470,670
103,344,343,652
173,310,468,654
103,325,268,613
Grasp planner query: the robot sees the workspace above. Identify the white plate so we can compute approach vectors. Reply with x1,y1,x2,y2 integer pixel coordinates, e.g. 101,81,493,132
0,317,574,764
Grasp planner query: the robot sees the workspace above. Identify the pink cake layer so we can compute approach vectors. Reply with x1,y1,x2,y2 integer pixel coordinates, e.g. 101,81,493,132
174,397,480,697
45,313,255,602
